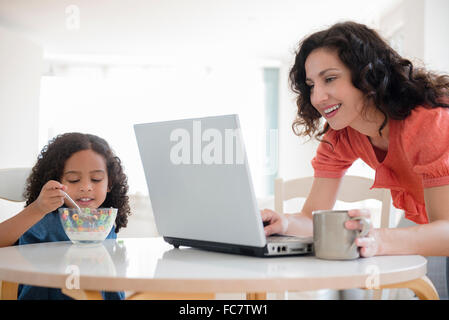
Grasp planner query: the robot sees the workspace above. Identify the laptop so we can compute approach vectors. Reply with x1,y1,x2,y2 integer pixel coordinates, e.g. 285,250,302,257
134,114,313,257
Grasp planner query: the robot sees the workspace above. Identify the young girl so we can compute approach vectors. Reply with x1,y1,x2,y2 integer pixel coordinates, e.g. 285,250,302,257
262,21,449,259
0,132,131,300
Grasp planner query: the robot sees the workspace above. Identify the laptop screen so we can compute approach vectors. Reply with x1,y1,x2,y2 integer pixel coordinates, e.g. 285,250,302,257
134,115,267,247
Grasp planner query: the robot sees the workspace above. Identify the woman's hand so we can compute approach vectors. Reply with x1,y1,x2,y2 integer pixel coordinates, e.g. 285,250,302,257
33,180,67,216
260,209,289,236
345,209,381,257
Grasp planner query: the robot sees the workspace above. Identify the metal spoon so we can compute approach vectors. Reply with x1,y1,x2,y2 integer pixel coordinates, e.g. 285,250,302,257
62,190,83,215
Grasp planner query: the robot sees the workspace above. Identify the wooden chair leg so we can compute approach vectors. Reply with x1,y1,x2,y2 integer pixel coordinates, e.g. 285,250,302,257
246,292,267,300
0,281,18,300
380,276,439,300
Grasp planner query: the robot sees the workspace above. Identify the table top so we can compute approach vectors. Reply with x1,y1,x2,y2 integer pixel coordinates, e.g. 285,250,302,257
0,237,427,293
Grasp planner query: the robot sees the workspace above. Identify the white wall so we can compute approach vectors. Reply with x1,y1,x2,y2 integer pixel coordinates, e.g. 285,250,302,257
424,0,449,73
0,27,43,222
379,0,424,62
0,27,43,169
380,0,449,74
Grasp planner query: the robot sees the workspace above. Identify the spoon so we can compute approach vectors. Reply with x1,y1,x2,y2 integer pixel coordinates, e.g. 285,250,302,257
62,190,83,215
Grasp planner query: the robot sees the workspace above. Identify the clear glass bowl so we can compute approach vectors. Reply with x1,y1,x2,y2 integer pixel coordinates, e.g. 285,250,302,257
58,207,117,244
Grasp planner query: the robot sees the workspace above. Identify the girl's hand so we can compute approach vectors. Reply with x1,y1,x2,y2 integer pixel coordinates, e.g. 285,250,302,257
260,208,289,236
33,180,67,216
345,209,380,257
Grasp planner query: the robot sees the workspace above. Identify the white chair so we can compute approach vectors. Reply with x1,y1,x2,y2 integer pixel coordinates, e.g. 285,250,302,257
274,175,439,300
275,175,396,229
0,167,31,300
0,168,30,202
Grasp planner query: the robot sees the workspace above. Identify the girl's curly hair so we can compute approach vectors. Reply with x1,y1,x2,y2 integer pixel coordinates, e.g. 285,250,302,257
24,132,131,233
289,21,449,141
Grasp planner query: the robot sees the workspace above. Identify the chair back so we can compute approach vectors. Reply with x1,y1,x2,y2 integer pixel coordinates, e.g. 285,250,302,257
0,168,31,202
274,175,396,228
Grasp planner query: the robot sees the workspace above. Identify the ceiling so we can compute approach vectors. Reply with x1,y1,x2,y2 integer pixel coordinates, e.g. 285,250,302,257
0,0,401,63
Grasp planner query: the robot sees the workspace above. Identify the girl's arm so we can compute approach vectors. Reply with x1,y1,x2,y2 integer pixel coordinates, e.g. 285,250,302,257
262,177,342,237
0,180,66,248
0,202,47,248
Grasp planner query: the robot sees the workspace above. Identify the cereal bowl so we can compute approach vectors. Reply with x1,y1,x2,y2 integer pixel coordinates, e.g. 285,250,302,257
58,207,117,244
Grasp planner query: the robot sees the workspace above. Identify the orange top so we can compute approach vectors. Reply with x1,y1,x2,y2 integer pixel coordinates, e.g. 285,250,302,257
311,106,449,224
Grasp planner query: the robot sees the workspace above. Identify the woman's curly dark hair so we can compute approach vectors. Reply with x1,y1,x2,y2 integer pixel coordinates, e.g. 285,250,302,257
24,132,131,233
289,21,449,141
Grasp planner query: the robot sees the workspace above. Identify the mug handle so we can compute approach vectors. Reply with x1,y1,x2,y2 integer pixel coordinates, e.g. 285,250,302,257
349,216,371,237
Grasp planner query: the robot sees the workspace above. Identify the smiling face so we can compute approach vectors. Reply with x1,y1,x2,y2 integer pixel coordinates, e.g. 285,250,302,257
304,47,369,131
61,149,109,209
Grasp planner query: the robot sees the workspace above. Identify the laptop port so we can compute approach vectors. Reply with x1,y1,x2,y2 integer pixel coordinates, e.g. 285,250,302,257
282,246,287,252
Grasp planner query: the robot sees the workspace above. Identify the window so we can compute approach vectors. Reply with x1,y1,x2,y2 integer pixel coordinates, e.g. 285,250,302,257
39,61,274,197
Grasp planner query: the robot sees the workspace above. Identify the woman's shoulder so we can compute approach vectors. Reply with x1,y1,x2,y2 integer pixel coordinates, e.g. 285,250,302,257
323,127,366,152
312,128,358,178
399,106,449,144
403,105,449,128
397,106,449,175
317,127,361,159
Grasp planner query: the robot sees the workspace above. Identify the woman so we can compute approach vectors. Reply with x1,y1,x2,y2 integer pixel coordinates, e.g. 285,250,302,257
261,21,449,259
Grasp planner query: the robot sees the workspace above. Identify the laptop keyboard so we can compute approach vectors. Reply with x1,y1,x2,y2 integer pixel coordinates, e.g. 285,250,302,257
268,235,310,242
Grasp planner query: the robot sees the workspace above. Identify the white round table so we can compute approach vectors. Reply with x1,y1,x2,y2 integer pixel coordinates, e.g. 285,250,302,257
0,237,439,300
